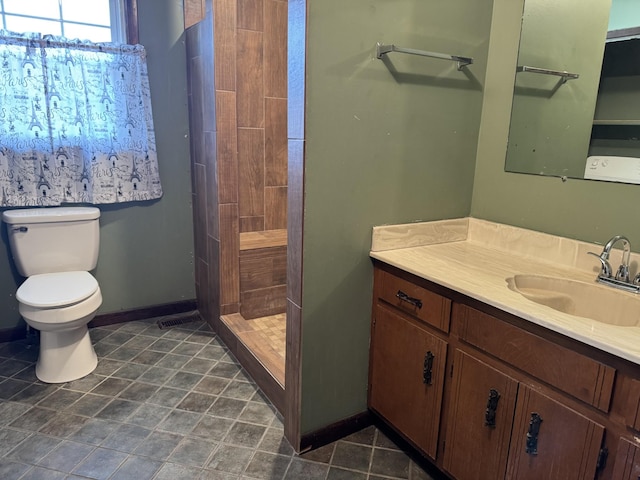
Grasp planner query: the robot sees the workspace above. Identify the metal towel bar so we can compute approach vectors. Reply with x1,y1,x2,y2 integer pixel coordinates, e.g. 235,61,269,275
376,43,473,70
516,65,579,84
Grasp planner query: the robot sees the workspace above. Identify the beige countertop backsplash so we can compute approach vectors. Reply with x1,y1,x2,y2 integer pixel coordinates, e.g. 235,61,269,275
370,217,640,365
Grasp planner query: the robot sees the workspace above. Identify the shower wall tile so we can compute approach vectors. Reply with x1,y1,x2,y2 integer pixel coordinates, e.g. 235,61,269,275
240,216,265,233
237,30,264,128
264,0,287,99
216,91,238,205
238,0,263,31
207,235,221,327
193,164,208,261
265,98,287,187
204,132,219,240
219,203,240,308
265,187,287,231
184,0,205,29
287,139,304,307
213,0,236,91
238,128,265,218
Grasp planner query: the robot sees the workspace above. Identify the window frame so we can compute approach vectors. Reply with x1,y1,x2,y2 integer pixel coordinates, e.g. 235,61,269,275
0,0,138,44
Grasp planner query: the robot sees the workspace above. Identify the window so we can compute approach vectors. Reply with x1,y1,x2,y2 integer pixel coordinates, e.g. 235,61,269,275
0,0,138,44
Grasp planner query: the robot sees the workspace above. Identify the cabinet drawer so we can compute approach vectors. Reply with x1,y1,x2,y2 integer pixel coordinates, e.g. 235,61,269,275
454,304,615,412
378,269,451,333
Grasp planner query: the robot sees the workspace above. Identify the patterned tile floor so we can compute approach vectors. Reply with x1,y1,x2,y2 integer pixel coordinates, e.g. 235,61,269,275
0,317,437,480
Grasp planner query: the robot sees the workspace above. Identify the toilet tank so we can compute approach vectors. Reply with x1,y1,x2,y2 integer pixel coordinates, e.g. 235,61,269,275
2,207,100,277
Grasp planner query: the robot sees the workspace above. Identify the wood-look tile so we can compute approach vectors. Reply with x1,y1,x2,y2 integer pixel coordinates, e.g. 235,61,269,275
265,98,287,187
221,303,240,316
237,30,264,128
195,257,210,322
265,187,287,230
193,165,208,261
238,0,263,31
264,0,287,98
188,57,204,157
216,91,238,204
184,0,205,29
238,128,265,217
207,235,221,324
240,246,287,291
240,229,287,250
240,216,265,233
205,131,219,240
240,285,286,319
213,0,236,91
220,313,285,387
285,299,302,449
201,20,216,133
287,140,304,307
219,203,240,307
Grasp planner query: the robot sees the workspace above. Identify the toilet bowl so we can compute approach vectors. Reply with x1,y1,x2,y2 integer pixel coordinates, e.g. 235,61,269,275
17,271,102,383
2,207,102,383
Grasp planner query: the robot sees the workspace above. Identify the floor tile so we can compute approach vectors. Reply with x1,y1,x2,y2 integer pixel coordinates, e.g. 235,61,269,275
370,448,411,479
331,441,373,473
0,318,433,480
284,457,329,479
110,455,163,480
223,421,266,448
72,447,128,480
207,444,254,474
37,440,95,473
168,436,217,467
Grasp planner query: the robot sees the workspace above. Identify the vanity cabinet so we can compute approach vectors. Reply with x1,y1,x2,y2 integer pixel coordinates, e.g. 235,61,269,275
442,349,604,480
369,267,451,460
611,438,640,479
368,262,637,480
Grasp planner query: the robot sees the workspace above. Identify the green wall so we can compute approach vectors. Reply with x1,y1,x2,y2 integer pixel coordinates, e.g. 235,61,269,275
0,0,195,331
473,0,640,249
299,0,494,433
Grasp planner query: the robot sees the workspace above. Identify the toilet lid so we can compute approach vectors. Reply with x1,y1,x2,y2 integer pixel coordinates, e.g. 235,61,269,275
17,271,99,308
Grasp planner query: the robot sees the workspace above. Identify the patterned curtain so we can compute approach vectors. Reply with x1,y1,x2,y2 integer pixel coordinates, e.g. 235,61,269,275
0,31,162,206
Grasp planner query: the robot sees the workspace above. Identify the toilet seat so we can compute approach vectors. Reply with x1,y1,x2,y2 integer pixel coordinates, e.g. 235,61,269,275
17,271,99,308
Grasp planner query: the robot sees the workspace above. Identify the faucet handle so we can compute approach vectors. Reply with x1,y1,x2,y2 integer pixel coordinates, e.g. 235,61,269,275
587,251,613,278
616,264,630,283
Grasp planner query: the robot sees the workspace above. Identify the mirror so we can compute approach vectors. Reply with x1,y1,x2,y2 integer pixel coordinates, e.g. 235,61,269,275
504,0,640,184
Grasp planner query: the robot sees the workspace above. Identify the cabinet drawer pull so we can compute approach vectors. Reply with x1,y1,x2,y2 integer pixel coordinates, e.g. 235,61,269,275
525,412,543,455
396,290,423,309
484,388,500,428
423,351,434,385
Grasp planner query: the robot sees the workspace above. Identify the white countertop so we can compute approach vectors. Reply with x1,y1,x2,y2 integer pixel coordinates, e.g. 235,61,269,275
370,218,640,366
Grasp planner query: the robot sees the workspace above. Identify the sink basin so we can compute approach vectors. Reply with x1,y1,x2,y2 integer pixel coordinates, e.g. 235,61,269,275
508,274,640,327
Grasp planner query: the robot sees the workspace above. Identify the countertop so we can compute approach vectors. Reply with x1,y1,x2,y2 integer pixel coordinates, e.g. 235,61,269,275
370,218,640,366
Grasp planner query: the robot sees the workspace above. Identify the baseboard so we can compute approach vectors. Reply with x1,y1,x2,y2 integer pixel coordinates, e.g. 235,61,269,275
89,299,198,328
0,324,27,343
0,299,198,344
299,410,373,453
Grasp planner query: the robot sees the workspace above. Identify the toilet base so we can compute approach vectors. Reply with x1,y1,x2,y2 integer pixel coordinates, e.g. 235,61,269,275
35,325,98,383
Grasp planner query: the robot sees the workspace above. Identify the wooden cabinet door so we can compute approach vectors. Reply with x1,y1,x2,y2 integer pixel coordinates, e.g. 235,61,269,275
369,304,447,460
612,437,640,480
506,385,605,480
442,349,518,480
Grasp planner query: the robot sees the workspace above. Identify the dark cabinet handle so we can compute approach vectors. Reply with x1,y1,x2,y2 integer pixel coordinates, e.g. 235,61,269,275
396,290,423,309
484,388,500,428
525,412,543,455
423,351,434,385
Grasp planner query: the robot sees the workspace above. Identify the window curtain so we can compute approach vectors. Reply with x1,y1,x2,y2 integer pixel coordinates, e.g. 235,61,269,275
0,31,162,206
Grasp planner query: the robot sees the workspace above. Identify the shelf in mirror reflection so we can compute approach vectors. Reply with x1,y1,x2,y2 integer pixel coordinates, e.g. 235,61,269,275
593,119,640,125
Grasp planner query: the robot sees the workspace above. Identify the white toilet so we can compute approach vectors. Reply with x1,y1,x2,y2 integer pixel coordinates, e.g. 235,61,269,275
2,207,103,383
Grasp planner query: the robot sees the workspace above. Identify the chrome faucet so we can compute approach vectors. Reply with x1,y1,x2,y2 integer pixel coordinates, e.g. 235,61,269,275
588,235,640,293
